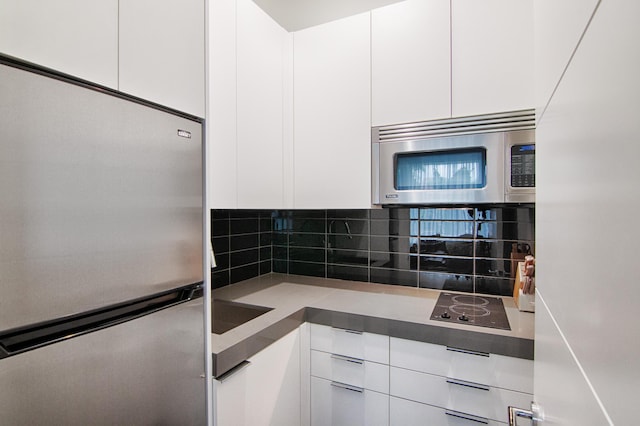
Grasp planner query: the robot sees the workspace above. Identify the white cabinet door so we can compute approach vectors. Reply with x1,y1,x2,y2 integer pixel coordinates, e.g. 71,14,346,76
534,1,640,424
0,0,118,88
451,0,534,117
533,0,599,116
214,328,301,426
390,366,532,423
208,0,238,208
311,376,389,426
119,0,205,117
390,337,534,394
293,12,371,209
236,0,291,209
310,323,390,365
371,0,451,126
208,0,293,209
390,396,505,426
311,350,390,394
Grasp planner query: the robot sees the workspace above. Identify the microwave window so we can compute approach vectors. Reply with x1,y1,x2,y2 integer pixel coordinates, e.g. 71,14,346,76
395,148,487,190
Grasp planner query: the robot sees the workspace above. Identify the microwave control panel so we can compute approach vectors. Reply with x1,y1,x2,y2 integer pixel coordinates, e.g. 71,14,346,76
511,144,535,187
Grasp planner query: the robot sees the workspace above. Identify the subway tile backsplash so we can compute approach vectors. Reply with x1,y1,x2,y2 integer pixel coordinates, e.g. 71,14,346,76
211,206,534,296
211,210,272,289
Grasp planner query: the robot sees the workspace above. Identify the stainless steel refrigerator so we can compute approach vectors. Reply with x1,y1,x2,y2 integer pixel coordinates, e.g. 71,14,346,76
0,56,207,424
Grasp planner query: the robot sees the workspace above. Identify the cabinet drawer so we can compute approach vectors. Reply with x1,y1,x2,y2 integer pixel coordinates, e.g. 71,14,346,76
311,349,389,394
311,376,389,426
310,323,389,364
390,337,533,393
390,367,531,423
390,396,506,426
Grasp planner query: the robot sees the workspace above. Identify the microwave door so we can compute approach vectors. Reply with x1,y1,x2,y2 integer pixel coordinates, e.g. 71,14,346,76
377,133,505,205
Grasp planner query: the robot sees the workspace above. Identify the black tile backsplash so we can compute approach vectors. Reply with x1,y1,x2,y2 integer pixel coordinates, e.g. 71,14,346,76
211,206,534,296
211,209,273,289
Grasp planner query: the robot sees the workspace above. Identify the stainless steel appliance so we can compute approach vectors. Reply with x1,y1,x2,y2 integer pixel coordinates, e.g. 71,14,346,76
0,56,206,424
372,110,535,205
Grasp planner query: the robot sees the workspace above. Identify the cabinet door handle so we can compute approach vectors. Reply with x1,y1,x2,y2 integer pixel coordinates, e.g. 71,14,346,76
330,381,364,393
446,346,490,358
446,377,490,392
332,326,363,335
216,361,250,383
445,409,489,424
331,354,364,365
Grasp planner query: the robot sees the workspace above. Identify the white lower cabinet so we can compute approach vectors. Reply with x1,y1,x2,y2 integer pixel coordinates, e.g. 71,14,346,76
311,350,389,394
390,337,534,394
390,396,505,426
389,337,534,425
390,366,531,423
309,324,390,425
309,323,390,365
214,328,301,426
311,376,389,426
217,323,533,425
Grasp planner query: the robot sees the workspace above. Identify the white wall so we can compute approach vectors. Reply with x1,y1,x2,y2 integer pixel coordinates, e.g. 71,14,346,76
534,0,640,424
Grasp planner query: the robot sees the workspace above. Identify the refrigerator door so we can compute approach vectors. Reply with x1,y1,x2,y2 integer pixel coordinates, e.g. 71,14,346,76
0,62,203,332
0,299,205,425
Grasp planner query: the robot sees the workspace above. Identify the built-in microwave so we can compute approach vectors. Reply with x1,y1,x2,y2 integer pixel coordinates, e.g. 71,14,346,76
372,110,535,205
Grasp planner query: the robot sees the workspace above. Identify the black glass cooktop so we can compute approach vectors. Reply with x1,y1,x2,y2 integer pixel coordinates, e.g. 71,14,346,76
430,292,511,330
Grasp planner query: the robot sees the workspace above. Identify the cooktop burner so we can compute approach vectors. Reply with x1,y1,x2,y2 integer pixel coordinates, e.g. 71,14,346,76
430,292,511,330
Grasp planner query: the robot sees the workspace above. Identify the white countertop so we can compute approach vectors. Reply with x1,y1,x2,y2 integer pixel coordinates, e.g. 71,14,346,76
211,273,535,361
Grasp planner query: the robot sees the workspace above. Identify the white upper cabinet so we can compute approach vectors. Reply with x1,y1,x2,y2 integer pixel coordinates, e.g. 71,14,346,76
208,0,238,209
293,12,372,209
236,0,292,209
207,0,293,210
451,0,534,117
534,0,599,117
371,0,451,126
0,0,118,88
119,0,205,117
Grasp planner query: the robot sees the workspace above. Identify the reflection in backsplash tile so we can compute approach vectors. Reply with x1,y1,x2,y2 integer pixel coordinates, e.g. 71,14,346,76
420,239,474,257
211,206,534,296
419,255,474,275
370,268,418,286
476,221,535,240
370,236,418,254
419,272,474,292
419,220,475,239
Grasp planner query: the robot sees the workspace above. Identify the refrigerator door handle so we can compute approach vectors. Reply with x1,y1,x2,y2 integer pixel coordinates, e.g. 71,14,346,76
0,283,203,359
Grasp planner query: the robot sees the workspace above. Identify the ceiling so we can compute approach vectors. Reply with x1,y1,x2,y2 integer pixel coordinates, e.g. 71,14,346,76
252,0,406,31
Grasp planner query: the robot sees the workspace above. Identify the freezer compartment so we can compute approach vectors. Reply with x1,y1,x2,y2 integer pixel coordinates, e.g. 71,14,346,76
0,298,205,425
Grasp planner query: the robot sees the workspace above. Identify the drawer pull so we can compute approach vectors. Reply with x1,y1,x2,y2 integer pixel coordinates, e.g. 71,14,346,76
446,377,490,392
332,326,363,335
446,346,490,358
330,381,364,393
331,354,364,365
445,409,489,424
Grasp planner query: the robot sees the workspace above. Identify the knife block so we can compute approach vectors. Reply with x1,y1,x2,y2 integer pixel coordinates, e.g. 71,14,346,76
513,262,535,312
